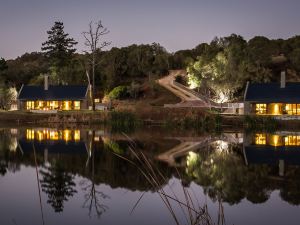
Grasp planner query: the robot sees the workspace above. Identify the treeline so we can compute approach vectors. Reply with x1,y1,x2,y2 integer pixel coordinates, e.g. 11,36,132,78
185,34,300,102
1,32,300,100
0,44,170,93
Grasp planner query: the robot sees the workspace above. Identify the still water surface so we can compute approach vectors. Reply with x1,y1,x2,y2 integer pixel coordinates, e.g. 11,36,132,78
0,127,300,225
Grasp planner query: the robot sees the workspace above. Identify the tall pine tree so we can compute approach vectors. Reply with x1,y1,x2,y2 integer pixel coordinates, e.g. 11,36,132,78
42,21,77,82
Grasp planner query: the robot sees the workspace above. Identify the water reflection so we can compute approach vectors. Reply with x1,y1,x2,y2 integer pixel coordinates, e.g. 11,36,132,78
184,132,300,206
40,161,77,212
0,128,174,215
1,128,300,224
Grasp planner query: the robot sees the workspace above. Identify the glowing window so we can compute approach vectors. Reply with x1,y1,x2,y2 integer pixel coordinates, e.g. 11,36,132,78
63,101,72,110
285,104,300,115
49,101,59,110
26,101,35,110
255,104,267,114
255,134,266,145
37,101,44,109
74,101,80,110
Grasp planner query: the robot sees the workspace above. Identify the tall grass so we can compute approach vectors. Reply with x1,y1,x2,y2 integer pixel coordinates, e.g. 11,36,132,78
108,111,141,133
164,113,223,133
113,134,226,225
244,115,278,132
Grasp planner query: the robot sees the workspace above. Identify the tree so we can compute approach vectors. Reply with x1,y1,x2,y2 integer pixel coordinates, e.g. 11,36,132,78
0,58,8,72
42,21,78,83
82,20,111,110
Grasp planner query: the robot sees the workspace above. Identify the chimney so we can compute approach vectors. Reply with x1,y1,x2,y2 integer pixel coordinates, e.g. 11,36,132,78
44,75,49,90
280,71,286,88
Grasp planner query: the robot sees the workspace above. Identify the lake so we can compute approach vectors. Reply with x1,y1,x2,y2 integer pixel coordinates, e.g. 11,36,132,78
0,127,299,225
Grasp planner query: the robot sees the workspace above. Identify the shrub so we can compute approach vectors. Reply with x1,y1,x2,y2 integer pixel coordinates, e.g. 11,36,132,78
108,86,128,99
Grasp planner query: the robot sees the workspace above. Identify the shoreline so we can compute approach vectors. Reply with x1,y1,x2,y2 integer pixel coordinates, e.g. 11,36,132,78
1,109,300,131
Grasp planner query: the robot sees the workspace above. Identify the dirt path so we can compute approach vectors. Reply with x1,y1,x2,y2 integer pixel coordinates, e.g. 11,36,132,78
158,70,206,107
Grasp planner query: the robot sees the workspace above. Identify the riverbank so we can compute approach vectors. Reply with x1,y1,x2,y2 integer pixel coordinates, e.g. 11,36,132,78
1,108,299,132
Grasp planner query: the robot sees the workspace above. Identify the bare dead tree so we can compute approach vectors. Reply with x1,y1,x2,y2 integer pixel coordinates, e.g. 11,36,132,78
81,141,110,218
82,21,111,110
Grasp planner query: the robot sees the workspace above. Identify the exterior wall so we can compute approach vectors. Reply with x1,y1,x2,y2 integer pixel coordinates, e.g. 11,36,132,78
243,102,252,115
17,100,25,110
81,99,89,110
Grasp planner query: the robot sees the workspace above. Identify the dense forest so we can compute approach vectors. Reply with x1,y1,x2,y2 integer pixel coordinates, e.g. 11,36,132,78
1,21,300,105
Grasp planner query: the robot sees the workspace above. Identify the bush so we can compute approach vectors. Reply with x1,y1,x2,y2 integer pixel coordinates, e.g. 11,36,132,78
108,86,128,99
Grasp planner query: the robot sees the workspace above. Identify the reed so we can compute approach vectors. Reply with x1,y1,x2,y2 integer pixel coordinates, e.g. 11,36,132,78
108,111,141,132
244,115,278,132
112,133,226,225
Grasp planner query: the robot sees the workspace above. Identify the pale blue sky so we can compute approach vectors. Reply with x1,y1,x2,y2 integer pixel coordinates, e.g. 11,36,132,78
1,0,300,59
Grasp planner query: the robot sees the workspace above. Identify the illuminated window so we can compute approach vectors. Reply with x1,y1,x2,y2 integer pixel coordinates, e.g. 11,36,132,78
74,101,80,110
285,104,300,115
26,101,35,110
255,104,267,114
63,101,71,110
37,101,44,109
49,101,59,110
255,134,267,145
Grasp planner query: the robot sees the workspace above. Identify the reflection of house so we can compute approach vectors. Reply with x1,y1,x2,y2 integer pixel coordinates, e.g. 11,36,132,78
243,133,300,176
18,129,89,157
244,71,300,115
17,76,89,111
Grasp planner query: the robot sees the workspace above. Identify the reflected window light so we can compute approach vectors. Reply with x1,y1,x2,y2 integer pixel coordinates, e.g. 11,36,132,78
74,130,80,141
63,130,71,142
49,130,59,140
26,129,35,140
269,135,283,147
284,136,300,146
255,134,267,145
37,131,43,141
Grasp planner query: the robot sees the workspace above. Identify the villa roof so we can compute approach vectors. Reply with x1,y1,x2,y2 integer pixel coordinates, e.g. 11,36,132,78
17,85,88,100
244,82,300,103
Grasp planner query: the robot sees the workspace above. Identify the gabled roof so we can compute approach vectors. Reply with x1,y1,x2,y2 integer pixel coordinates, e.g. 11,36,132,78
18,85,88,100
245,83,300,103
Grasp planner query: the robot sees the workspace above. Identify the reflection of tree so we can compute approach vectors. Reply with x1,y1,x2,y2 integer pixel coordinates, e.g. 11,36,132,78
186,144,272,205
280,168,300,205
81,136,110,218
0,160,7,175
40,161,77,212
81,179,109,218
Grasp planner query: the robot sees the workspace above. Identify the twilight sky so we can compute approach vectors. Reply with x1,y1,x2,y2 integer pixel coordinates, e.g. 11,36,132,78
1,0,300,59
